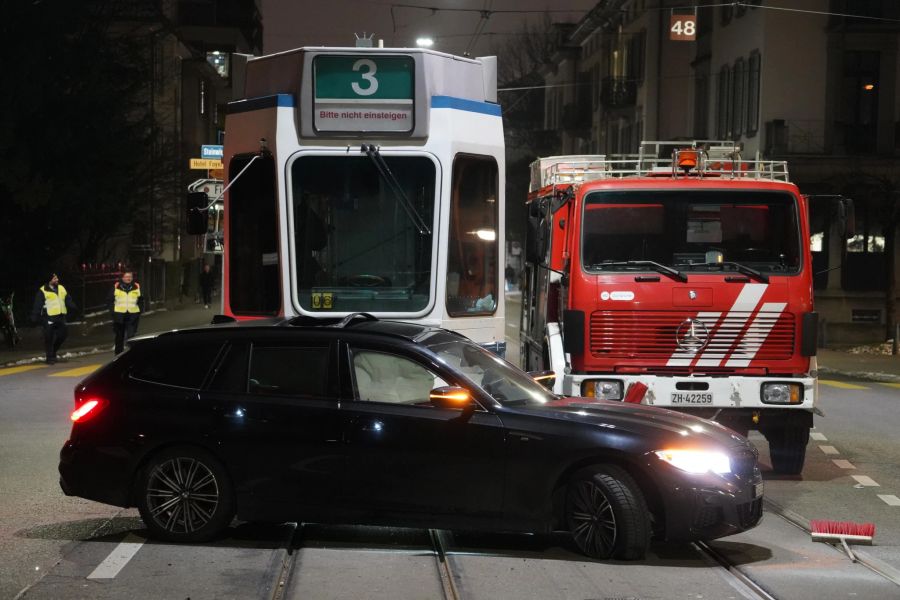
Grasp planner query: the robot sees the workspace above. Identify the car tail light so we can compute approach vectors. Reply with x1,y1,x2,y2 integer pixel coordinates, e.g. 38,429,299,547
71,398,106,423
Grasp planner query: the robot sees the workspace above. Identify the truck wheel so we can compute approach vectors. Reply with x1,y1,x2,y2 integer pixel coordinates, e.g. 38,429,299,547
766,426,809,475
566,465,650,560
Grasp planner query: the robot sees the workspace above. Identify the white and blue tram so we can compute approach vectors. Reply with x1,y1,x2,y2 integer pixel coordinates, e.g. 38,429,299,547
217,46,505,353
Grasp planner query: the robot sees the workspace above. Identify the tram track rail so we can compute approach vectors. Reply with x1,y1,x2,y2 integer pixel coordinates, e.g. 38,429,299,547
268,523,463,600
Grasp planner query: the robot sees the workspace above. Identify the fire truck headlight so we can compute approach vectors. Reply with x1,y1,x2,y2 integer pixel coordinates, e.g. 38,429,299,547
581,379,623,400
761,382,803,404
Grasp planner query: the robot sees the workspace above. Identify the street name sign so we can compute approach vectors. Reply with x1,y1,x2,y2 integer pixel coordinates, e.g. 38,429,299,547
201,145,224,159
313,55,414,133
190,158,224,170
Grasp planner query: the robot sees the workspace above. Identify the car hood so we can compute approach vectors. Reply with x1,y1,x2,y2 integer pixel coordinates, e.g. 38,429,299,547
505,397,750,450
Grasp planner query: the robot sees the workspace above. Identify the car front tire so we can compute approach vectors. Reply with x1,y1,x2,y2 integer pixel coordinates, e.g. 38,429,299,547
136,446,234,543
566,465,651,560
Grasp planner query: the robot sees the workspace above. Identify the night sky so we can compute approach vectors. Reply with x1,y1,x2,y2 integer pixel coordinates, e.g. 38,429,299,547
263,0,597,58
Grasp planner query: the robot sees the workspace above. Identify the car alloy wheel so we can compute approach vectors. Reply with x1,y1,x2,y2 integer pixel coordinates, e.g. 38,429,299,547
569,479,617,557
145,457,220,534
566,465,650,560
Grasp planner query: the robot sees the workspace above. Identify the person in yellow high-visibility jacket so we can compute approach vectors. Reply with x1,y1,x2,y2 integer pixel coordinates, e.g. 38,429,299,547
107,270,144,355
30,273,77,364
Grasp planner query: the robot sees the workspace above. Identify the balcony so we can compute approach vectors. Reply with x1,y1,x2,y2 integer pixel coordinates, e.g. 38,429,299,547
600,77,637,109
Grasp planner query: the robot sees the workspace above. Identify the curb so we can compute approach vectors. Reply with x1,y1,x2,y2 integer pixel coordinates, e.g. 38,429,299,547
1,344,114,368
818,366,900,384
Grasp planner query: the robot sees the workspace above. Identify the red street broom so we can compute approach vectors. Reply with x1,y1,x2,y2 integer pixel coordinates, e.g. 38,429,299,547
810,519,876,562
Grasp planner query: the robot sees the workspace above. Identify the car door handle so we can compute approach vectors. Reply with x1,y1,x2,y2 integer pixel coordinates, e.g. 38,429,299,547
359,419,385,433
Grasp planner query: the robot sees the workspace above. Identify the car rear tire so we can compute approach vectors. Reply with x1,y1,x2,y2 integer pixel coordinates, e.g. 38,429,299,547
136,446,234,543
765,426,809,475
566,465,651,560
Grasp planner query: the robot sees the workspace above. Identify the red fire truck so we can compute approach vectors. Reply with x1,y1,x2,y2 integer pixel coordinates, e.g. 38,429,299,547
521,141,844,474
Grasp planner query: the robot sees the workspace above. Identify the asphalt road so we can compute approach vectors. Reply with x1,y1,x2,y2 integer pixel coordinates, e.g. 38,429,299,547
2,349,900,598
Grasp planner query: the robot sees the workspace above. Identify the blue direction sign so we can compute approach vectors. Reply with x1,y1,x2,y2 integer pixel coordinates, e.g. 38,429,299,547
201,145,224,159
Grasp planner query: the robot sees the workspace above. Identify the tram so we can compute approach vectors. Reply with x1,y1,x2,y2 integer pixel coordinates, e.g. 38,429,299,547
197,46,505,353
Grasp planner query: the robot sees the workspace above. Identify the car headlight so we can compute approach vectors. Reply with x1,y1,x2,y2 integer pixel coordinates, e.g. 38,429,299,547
761,382,802,404
581,379,623,400
654,449,731,474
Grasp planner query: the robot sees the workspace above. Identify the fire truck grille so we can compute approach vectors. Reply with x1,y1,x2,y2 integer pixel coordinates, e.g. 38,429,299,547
589,311,795,361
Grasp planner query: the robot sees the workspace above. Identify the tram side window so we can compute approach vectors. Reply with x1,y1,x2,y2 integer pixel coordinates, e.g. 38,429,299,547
447,155,499,317
229,154,281,315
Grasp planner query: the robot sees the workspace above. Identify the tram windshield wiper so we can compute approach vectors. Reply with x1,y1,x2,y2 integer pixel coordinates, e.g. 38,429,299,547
686,261,769,283
361,144,432,236
587,260,688,282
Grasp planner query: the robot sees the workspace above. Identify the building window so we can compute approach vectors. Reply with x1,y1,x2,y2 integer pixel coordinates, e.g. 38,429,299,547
694,68,709,138
206,51,230,79
842,197,886,291
747,51,761,136
732,58,747,137
716,65,732,138
839,50,880,154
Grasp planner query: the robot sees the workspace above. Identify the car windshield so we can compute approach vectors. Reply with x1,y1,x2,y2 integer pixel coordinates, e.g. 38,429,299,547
291,155,436,313
420,332,556,406
582,190,801,274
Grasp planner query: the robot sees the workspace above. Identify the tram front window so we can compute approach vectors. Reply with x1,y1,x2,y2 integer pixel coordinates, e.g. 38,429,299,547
291,155,436,313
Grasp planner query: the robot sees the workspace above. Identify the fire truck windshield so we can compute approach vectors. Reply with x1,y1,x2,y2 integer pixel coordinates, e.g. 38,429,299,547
581,190,802,276
291,155,436,313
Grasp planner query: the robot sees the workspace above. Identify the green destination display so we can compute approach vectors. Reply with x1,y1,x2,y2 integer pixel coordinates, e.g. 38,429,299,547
313,55,414,132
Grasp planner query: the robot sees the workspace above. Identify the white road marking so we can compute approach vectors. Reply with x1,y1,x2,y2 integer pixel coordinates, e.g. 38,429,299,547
832,459,856,469
810,432,828,441
86,533,145,579
878,494,900,506
819,445,840,455
851,475,880,487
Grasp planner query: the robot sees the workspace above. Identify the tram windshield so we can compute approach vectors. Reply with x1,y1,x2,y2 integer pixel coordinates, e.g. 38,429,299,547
291,155,436,313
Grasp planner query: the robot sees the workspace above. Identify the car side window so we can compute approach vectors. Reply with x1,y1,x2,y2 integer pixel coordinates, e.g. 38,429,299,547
207,343,250,393
248,345,330,397
130,341,224,389
351,349,449,405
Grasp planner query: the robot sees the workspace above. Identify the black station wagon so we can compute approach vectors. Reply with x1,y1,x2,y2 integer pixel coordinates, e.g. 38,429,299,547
60,314,763,560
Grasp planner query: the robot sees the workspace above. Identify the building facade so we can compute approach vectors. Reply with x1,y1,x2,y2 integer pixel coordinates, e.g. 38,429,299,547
542,0,900,345
111,0,262,303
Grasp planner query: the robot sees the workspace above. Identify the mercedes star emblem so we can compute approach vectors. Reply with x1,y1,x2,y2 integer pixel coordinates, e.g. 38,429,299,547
675,318,709,353
688,290,698,300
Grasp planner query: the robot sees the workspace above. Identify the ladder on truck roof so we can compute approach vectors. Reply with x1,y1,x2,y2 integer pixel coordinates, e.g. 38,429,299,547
529,140,790,191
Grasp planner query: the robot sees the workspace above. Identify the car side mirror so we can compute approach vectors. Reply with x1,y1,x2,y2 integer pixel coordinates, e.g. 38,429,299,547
186,191,209,235
429,386,474,410
528,370,556,390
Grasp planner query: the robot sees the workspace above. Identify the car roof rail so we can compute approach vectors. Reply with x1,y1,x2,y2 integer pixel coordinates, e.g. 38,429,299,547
334,312,378,328
283,312,379,328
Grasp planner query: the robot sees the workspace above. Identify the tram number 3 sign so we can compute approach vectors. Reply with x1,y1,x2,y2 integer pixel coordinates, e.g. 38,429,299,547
670,15,697,41
314,55,414,133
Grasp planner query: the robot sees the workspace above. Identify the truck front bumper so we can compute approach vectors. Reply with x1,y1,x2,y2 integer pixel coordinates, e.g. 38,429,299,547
560,372,816,422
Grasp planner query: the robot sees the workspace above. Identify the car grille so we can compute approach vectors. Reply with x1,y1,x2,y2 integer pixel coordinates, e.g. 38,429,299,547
589,310,795,361
693,506,723,529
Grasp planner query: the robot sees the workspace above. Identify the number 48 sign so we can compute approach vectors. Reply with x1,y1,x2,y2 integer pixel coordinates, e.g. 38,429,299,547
670,14,697,41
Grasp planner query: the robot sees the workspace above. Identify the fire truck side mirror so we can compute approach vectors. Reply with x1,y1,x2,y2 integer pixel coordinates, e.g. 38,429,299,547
526,216,545,264
186,192,209,235
838,197,856,238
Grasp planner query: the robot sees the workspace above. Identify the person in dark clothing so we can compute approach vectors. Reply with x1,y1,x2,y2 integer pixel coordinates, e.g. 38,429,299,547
199,263,215,308
31,273,77,364
107,270,144,355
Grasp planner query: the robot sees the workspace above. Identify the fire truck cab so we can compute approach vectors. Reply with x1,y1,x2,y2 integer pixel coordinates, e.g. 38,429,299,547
521,141,819,474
